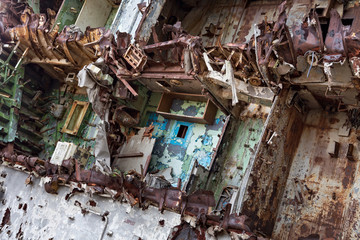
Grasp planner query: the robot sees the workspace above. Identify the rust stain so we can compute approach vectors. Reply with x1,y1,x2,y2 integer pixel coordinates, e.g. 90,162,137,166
0,208,11,231
342,162,356,189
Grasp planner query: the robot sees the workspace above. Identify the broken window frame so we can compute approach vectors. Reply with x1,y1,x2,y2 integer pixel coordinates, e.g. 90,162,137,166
177,125,189,138
61,100,90,135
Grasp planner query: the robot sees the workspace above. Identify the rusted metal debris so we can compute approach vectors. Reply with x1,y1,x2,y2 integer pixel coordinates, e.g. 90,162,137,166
0,207,10,232
143,21,203,74
3,1,360,105
0,1,28,29
123,44,147,72
2,0,360,239
0,146,256,238
346,108,360,129
0,7,111,81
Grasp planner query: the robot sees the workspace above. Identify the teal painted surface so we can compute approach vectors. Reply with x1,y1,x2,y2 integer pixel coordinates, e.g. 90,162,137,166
207,117,264,200
169,100,206,117
54,0,84,31
0,66,23,143
139,92,161,127
145,94,226,187
105,7,119,29
27,0,40,14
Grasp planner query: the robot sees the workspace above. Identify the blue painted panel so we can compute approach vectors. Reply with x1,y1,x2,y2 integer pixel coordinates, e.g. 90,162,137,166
145,102,226,188
169,121,194,147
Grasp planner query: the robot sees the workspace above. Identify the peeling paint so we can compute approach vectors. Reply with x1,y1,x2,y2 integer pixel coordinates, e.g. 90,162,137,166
147,99,226,187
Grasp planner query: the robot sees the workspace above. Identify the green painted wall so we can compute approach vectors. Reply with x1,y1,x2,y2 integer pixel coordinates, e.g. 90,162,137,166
0,50,53,155
27,0,40,14
207,117,265,201
39,81,151,168
0,63,23,143
54,0,84,31
105,7,119,29
39,88,99,168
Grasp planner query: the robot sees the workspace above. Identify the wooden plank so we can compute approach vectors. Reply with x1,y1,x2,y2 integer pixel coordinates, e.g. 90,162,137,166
203,99,218,125
156,93,173,112
112,128,155,173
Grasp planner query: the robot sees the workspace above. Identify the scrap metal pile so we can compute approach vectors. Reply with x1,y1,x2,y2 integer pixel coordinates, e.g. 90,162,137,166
199,1,360,108
2,2,360,102
0,4,111,81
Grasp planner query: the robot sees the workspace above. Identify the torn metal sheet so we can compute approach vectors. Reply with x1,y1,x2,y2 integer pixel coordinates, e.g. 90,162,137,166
112,127,156,174
77,60,111,121
134,0,166,44
110,0,147,39
94,122,111,174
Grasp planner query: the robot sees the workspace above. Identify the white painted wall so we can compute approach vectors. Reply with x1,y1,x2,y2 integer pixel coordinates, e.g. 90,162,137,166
0,166,181,240
75,0,113,31
110,0,146,40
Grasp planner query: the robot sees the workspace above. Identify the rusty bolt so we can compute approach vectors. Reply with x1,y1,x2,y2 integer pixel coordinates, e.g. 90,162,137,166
25,175,33,185
0,171,7,178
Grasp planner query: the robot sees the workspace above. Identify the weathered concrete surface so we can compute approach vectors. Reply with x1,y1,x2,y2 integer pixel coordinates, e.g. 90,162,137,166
0,166,181,240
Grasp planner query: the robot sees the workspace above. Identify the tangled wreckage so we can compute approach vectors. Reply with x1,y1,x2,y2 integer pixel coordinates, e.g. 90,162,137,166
1,0,360,239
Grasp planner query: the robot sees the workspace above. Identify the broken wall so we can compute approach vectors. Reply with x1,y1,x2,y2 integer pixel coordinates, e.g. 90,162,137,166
42,79,152,169
144,92,227,188
53,0,84,31
110,0,147,38
206,104,269,206
240,88,306,237
272,110,360,239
